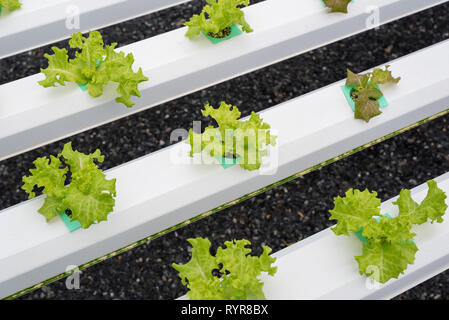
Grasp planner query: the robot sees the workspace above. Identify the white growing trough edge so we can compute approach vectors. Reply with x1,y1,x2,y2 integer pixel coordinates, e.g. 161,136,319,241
0,0,193,59
1,38,449,299
0,0,447,161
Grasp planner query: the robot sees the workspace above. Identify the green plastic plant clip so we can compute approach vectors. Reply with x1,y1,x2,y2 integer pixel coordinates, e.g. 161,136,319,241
77,83,88,91
341,84,389,112
56,194,107,232
215,155,241,169
56,207,111,232
202,24,243,44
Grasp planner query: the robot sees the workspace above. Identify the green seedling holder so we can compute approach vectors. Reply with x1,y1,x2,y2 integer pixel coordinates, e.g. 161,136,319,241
215,155,241,169
56,208,83,232
202,24,243,44
56,207,111,232
77,83,88,91
341,84,389,112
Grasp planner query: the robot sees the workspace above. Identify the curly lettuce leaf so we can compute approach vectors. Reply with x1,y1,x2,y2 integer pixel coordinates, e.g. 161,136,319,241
188,126,222,157
22,155,68,199
185,0,252,39
69,31,105,80
59,141,104,173
57,142,115,228
353,88,383,123
355,241,418,284
234,112,276,171
203,102,241,129
39,31,148,107
172,238,223,300
21,142,116,228
323,0,351,14
61,168,116,229
394,180,448,225
361,215,415,244
370,65,401,87
330,180,447,283
38,196,64,222
329,189,381,236
0,0,22,12
216,240,277,300
22,155,68,221
345,69,370,89
172,238,277,300
87,44,148,107
187,102,277,171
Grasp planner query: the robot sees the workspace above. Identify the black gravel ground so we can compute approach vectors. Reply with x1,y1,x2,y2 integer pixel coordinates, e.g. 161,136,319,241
1,0,449,300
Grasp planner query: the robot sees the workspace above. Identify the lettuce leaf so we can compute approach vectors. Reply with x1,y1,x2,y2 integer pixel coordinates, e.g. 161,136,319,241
39,31,148,108
21,142,116,229
346,65,401,123
216,240,277,300
234,112,275,171
60,168,116,229
22,155,68,199
39,47,85,87
38,195,64,222
172,238,277,300
0,0,22,12
323,0,351,13
329,180,447,283
353,88,383,122
187,102,277,171
370,65,401,86
185,0,253,39
394,180,448,225
22,155,68,222
172,238,223,300
329,188,381,236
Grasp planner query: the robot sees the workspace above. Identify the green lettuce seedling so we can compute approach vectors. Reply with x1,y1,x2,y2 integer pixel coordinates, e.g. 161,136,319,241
329,180,447,283
173,238,277,300
346,65,401,122
39,31,148,108
0,0,21,13
185,0,253,39
187,102,277,171
323,0,351,13
22,142,117,229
